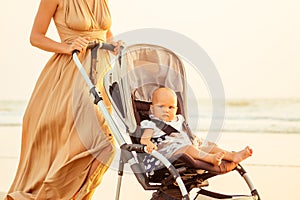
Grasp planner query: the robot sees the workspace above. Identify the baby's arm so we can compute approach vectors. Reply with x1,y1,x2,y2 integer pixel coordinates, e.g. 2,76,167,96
140,128,158,153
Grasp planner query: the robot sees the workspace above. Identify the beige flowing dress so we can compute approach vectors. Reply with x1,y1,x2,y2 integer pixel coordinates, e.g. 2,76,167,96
6,0,115,199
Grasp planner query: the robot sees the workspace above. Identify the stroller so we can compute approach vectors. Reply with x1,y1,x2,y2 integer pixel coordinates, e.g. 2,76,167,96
72,43,261,200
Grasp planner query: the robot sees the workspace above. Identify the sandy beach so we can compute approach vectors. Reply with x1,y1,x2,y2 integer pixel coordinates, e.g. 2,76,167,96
1,126,300,200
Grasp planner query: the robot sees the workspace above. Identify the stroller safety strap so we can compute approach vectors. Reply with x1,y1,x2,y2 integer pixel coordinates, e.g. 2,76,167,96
150,118,180,136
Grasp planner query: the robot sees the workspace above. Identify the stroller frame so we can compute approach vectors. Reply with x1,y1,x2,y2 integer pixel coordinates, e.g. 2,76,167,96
72,43,261,200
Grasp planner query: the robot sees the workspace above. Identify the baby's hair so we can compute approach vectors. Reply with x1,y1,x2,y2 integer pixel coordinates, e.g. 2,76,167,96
151,87,177,104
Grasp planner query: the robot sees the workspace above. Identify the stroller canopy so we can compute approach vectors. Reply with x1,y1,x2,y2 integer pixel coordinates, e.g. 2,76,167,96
104,44,188,133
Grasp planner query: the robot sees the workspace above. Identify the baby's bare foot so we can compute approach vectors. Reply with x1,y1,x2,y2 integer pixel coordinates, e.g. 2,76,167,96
212,152,225,166
233,146,253,163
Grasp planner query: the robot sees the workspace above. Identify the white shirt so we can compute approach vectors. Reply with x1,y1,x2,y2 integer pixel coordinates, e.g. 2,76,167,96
140,114,185,138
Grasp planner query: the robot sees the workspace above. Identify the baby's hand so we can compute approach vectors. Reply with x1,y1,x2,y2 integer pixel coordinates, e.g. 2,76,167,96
145,142,157,153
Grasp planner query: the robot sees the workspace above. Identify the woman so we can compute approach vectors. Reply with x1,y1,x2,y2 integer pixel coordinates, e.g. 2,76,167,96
5,0,120,199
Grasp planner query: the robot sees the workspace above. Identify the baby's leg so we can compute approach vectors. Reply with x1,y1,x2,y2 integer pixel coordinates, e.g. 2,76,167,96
175,145,224,166
200,143,252,164
199,151,225,166
228,146,253,163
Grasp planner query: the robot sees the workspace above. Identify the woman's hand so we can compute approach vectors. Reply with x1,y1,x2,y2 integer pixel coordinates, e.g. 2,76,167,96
106,30,123,55
110,40,124,55
66,36,90,54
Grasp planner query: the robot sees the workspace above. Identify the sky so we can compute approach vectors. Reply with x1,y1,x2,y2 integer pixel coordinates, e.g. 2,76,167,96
1,0,300,100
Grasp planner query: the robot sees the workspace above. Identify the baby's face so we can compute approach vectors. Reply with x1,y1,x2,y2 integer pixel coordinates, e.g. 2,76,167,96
151,94,177,122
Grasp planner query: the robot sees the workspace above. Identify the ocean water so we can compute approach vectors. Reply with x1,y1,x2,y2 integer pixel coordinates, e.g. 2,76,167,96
223,99,300,134
1,99,300,134
190,98,300,134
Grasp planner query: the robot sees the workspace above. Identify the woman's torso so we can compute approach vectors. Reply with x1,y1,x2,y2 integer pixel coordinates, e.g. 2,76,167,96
53,0,111,43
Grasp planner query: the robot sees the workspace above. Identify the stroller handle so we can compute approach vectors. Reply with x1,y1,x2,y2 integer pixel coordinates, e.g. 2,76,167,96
121,144,147,153
72,42,116,55
100,43,116,51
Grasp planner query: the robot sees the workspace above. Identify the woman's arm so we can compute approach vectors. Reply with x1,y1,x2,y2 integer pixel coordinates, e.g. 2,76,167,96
30,0,89,54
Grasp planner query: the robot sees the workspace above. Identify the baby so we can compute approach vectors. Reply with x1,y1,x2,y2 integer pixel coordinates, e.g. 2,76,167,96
140,87,253,169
